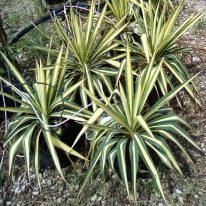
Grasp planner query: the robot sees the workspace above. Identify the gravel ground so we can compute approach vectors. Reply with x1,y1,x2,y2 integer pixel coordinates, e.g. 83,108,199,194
1,0,206,205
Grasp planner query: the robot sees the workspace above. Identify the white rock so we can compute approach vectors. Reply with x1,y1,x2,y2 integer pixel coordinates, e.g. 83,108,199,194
57,197,62,203
17,176,21,183
192,57,200,62
127,194,135,201
30,174,36,179
41,179,46,185
21,185,26,192
91,194,97,202
175,189,182,195
194,194,199,199
178,196,184,204
6,201,12,206
47,180,52,186
32,191,39,196
97,196,103,202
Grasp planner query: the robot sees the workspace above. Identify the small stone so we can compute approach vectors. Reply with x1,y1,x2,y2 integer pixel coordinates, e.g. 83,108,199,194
198,191,203,195
6,201,12,206
57,197,62,203
127,194,135,201
63,193,69,198
32,191,39,196
58,186,64,191
158,203,164,206
102,200,106,206
17,176,21,183
97,196,103,202
41,179,46,185
175,189,182,195
178,196,184,204
30,174,36,179
192,56,200,62
194,194,199,199
21,185,26,192
91,194,97,202
47,180,52,186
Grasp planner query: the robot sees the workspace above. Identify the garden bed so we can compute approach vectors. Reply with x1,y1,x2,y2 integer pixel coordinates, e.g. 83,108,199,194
1,0,206,205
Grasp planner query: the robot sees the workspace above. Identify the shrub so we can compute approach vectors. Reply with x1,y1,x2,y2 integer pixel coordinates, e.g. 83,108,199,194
78,46,200,203
0,47,90,185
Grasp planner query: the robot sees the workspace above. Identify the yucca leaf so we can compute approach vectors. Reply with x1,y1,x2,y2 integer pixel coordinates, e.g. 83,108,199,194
142,134,181,173
83,87,131,131
129,140,139,203
126,44,134,117
100,135,117,174
51,136,87,161
34,130,42,189
23,124,36,181
117,139,129,195
0,107,34,114
153,129,192,162
41,115,64,179
108,147,118,172
145,73,200,119
0,51,35,100
4,124,30,147
133,133,166,202
9,135,24,176
72,108,104,148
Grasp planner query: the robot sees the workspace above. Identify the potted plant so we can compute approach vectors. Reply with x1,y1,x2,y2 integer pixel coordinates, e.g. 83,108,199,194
0,46,92,183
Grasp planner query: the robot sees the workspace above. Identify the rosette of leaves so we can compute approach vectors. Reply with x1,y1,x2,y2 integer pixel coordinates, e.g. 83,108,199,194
106,0,133,24
52,2,128,111
124,0,203,105
78,46,200,203
0,46,92,184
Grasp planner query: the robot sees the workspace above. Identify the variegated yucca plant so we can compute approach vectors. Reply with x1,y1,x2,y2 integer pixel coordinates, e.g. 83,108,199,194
78,47,200,203
52,2,128,112
0,47,91,185
129,0,203,105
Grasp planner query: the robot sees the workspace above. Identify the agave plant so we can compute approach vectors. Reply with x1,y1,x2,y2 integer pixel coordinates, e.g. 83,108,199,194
78,46,200,203
52,2,128,111
0,46,92,184
126,0,203,105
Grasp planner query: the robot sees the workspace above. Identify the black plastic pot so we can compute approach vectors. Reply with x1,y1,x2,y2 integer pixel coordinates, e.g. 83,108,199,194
39,121,86,169
45,0,65,6
0,84,18,123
